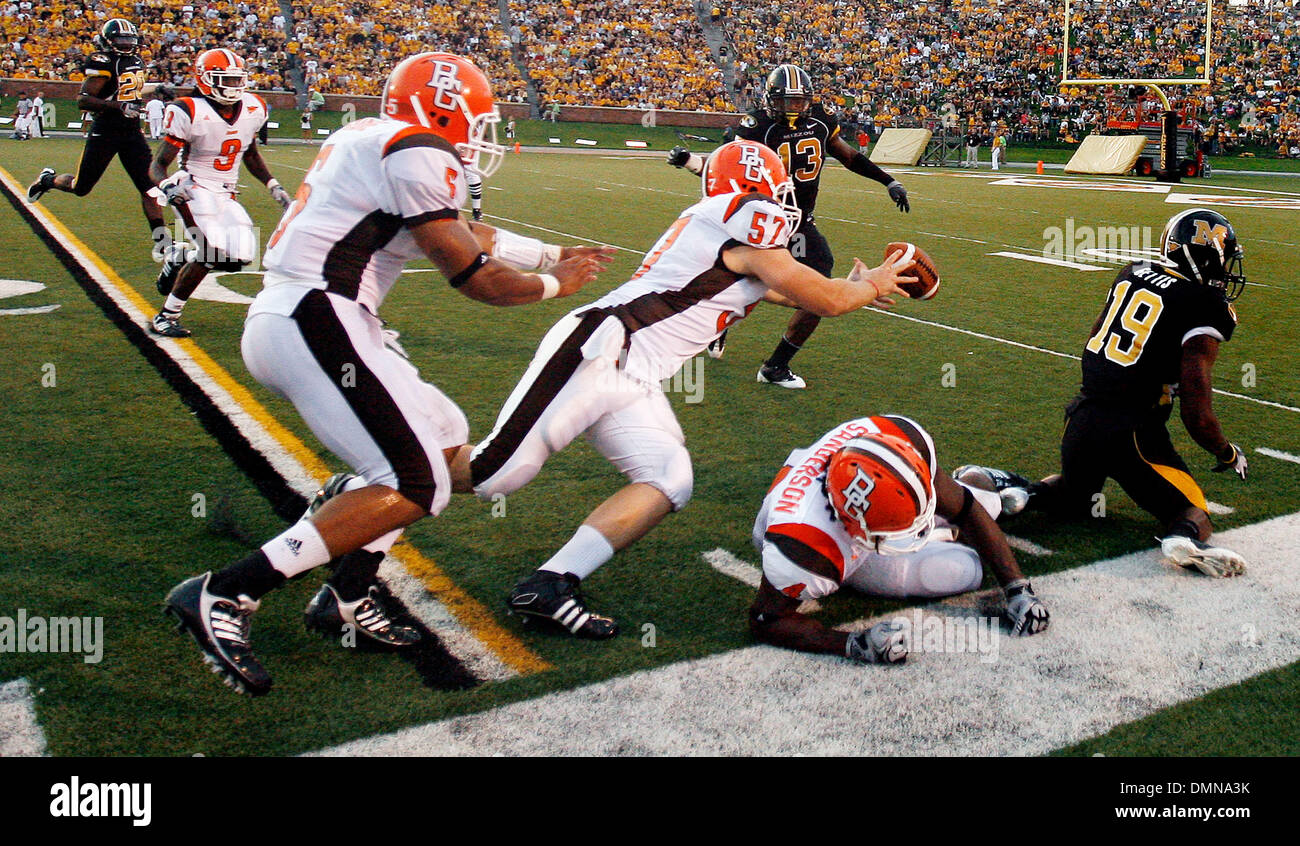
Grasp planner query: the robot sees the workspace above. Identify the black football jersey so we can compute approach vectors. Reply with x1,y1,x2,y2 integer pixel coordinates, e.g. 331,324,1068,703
735,103,840,221
82,51,147,130
1080,262,1237,411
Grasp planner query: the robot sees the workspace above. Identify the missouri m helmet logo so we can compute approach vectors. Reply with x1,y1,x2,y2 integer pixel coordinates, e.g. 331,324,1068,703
1191,219,1229,251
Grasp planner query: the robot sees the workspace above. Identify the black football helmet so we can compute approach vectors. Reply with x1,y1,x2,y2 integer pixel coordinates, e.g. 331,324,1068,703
94,18,140,55
765,64,813,125
1160,208,1245,301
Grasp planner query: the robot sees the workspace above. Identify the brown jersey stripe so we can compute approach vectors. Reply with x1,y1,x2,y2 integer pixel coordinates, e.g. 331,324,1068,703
606,253,742,333
383,127,459,159
765,525,844,584
323,210,404,301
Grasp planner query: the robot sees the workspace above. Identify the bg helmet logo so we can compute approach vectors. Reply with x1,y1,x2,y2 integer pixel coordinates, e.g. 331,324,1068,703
425,60,461,112
838,467,876,522
737,144,766,183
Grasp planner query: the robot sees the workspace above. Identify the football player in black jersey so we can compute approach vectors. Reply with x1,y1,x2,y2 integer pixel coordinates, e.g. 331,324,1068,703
957,209,1250,578
26,18,170,253
669,64,910,388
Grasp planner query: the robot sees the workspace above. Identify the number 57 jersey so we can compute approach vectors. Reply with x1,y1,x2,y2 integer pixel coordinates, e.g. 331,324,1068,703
162,93,268,192
583,191,791,385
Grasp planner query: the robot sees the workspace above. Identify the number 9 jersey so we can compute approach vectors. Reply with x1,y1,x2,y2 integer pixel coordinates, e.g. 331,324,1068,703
162,94,268,192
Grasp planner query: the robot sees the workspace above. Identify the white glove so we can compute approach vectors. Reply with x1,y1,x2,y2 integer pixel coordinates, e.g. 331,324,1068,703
1004,579,1050,636
1211,442,1248,481
119,101,141,119
268,179,292,210
158,171,194,206
846,621,908,665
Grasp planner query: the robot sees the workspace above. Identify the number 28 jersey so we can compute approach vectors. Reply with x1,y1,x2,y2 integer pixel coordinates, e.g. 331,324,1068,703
1081,262,1237,410
163,94,268,192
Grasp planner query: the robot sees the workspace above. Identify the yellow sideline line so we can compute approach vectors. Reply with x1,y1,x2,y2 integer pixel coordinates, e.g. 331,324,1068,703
8,166,549,676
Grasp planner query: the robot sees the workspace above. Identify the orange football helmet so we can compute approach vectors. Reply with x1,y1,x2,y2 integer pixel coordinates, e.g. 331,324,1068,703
195,49,248,105
824,434,936,552
702,140,801,229
381,52,506,177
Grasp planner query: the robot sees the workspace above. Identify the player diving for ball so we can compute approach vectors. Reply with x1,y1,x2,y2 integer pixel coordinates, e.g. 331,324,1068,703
462,140,918,639
148,48,292,338
162,53,612,695
668,64,911,389
749,415,1050,666
956,209,1251,578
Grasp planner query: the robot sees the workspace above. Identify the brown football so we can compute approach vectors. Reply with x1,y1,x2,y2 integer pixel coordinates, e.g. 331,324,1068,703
885,242,940,300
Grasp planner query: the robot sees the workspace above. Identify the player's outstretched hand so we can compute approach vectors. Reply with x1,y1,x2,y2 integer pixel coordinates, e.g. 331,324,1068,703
550,252,609,298
667,145,691,168
887,180,910,213
851,253,915,309
120,101,141,120
1212,442,1248,481
559,244,618,266
1004,580,1050,636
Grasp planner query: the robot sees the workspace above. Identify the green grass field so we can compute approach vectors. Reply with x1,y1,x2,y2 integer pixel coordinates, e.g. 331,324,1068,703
0,134,1297,756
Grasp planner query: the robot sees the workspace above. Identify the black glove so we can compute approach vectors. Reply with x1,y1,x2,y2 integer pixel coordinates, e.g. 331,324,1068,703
887,180,909,213
1211,442,1248,480
667,145,691,168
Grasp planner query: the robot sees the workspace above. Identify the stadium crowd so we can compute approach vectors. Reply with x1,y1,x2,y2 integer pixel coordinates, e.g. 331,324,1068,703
2,0,1297,155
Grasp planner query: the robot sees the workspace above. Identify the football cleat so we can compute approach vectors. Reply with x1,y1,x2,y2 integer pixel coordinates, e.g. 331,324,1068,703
1160,534,1247,578
303,472,359,519
952,464,1033,516
26,167,55,202
507,570,618,639
706,330,727,359
164,572,271,696
757,363,806,389
304,583,421,648
471,208,483,221
155,243,188,296
150,311,191,338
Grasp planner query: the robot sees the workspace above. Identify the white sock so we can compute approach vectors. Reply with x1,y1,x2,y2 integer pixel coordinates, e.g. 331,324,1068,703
261,520,331,578
163,293,187,314
539,525,615,580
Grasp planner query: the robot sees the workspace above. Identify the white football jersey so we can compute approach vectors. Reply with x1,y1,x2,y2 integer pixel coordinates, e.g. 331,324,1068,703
163,93,268,191
753,415,938,600
260,117,467,315
582,191,790,385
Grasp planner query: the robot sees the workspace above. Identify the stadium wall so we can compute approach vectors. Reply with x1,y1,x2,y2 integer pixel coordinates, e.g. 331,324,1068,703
1,79,741,128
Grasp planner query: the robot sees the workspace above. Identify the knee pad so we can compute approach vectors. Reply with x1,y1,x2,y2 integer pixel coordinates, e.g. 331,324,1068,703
911,544,983,597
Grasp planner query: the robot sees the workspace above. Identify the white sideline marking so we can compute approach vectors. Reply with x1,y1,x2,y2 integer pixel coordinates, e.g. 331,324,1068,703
2,168,517,682
704,547,761,588
309,511,1300,756
868,310,1300,415
0,679,47,757
1257,447,1300,465
990,177,1173,193
1006,535,1055,556
1166,193,1300,211
1206,501,1236,516
990,251,1109,271
480,214,642,254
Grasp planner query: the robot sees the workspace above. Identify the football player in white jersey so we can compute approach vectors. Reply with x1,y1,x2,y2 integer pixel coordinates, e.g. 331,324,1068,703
163,53,611,695
465,140,918,639
148,49,293,338
749,415,1051,666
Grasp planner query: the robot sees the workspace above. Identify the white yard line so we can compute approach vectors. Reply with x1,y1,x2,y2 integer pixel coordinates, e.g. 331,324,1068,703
990,250,1110,271
309,510,1300,756
1006,535,1055,556
1256,447,1300,465
0,679,47,757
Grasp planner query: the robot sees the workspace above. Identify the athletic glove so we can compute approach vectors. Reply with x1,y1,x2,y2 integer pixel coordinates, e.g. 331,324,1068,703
157,171,194,206
119,101,141,119
846,621,908,665
1212,442,1248,481
667,145,691,168
1003,579,1050,636
268,179,292,210
887,180,910,213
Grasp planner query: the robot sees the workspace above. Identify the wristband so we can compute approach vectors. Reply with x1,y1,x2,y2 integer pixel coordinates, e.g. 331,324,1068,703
538,273,559,300
267,178,282,191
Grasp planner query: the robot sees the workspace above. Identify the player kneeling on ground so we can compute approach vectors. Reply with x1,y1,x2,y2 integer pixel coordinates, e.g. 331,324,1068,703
149,49,291,338
955,209,1250,579
162,53,611,696
750,415,1050,665
465,141,918,640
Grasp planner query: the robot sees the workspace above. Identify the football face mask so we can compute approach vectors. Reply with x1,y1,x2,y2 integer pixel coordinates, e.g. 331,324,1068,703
195,49,249,105
702,140,802,230
824,435,937,554
382,52,507,178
